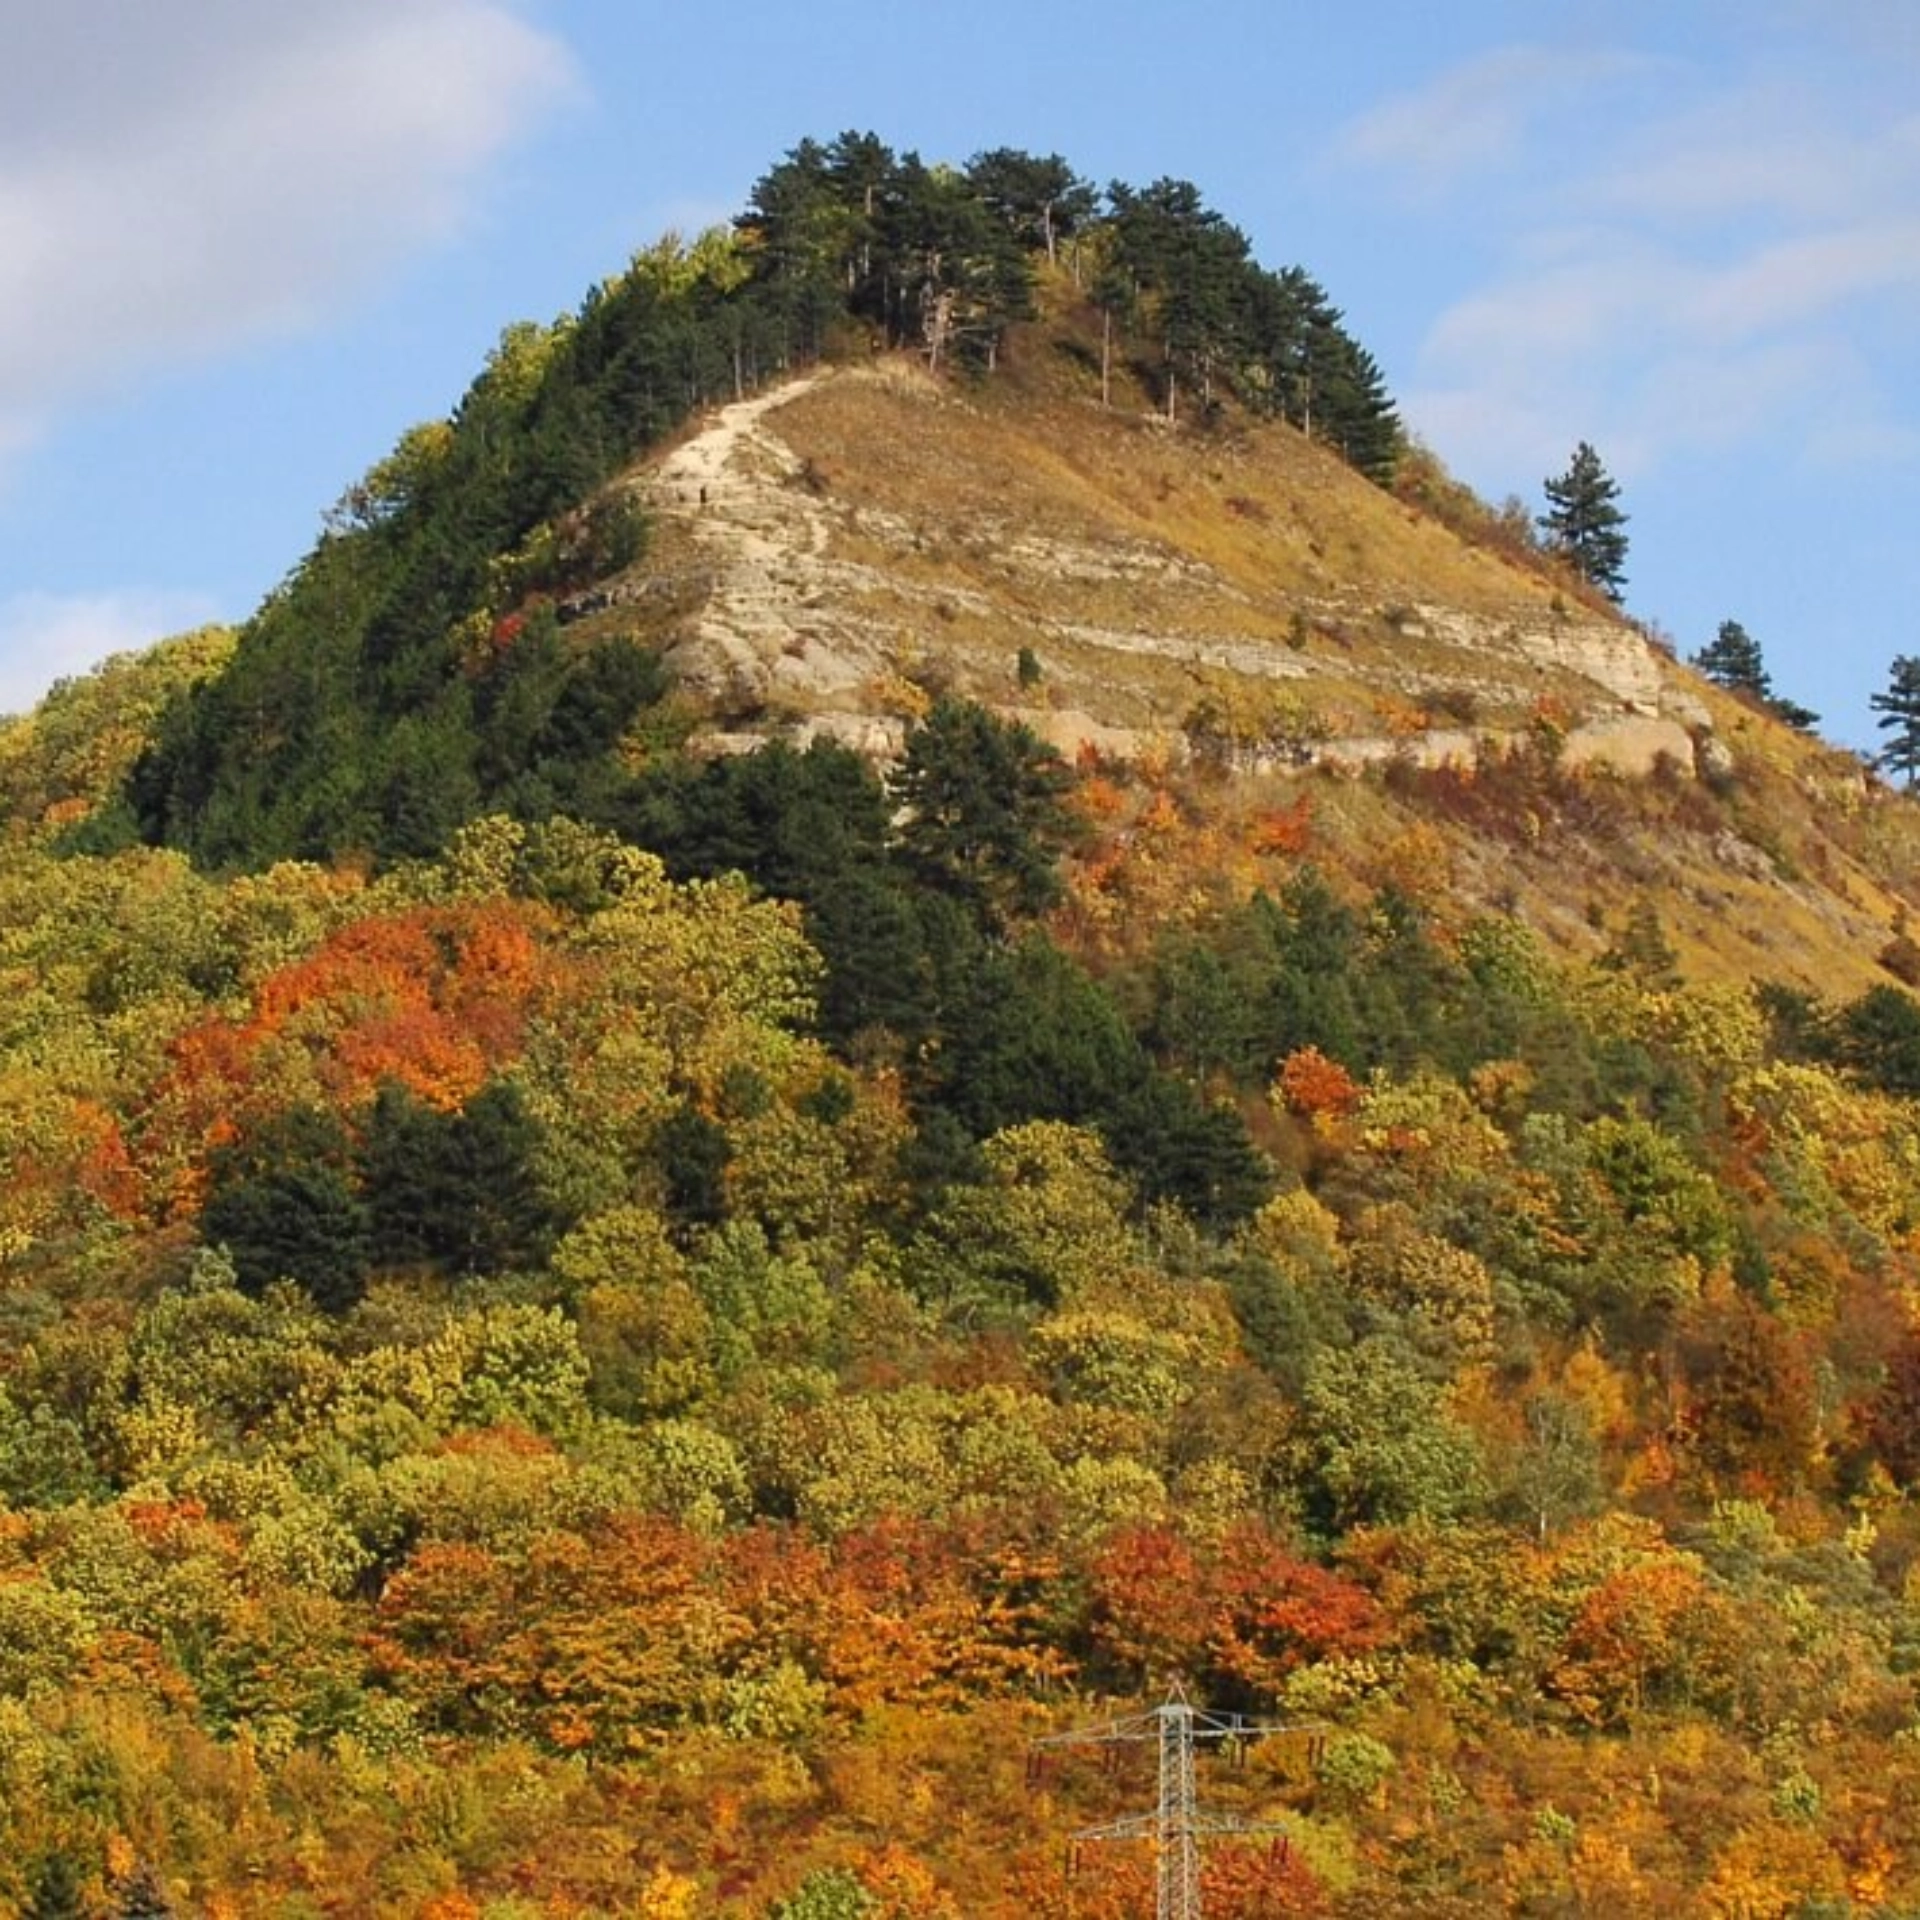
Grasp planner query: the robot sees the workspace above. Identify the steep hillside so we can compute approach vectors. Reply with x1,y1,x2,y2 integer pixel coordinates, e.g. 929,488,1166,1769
632,352,1675,760
559,322,1914,1003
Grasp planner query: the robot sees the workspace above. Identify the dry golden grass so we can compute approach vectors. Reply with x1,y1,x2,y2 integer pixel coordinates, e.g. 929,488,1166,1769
605,299,1920,996
758,345,1649,738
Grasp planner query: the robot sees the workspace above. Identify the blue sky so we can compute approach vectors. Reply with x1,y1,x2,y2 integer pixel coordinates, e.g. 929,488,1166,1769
3,1,1916,749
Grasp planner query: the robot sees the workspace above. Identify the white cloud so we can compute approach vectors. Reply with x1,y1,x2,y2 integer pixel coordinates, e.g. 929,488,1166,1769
1592,95,1920,227
1808,417,1920,468
0,2,577,456
1621,337,1834,465
1676,222,1920,342
0,589,223,717
1350,40,1920,489
1332,45,1654,199
1423,247,1649,378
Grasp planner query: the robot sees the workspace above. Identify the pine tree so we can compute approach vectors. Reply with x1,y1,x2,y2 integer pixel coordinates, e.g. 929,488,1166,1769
201,1106,370,1311
1103,178,1250,423
1769,692,1821,734
1239,265,1399,481
1538,441,1629,602
360,1077,562,1276
889,698,1076,928
1693,618,1820,732
1693,619,1771,701
25,1854,85,1920
965,148,1097,268
1872,654,1920,787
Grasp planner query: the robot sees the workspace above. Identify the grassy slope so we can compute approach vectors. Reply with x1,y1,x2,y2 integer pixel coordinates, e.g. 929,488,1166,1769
584,282,1920,1004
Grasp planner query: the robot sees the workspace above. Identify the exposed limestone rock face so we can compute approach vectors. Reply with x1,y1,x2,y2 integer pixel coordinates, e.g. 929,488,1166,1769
645,375,879,710
1559,715,1698,778
1028,709,1160,764
1711,828,1779,881
1411,604,1666,713
1696,734,1738,784
633,367,1719,781
1206,714,1697,781
1312,730,1478,774
1662,687,1713,730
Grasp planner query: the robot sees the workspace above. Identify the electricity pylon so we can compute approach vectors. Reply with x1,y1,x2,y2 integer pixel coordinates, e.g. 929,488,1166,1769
1029,1684,1314,1920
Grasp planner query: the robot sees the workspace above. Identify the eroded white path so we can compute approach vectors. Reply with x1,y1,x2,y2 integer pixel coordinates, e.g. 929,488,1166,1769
644,375,879,714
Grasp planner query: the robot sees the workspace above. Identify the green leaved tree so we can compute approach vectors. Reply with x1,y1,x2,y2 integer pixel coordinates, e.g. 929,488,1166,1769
1872,654,1920,787
1539,441,1629,602
1694,618,1819,732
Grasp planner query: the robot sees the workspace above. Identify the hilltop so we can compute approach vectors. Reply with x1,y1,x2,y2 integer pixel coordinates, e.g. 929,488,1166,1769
100,130,1920,1010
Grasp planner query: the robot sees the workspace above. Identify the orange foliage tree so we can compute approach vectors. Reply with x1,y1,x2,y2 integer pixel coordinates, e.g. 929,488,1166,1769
1276,1045,1363,1121
143,900,561,1209
1087,1521,1388,1702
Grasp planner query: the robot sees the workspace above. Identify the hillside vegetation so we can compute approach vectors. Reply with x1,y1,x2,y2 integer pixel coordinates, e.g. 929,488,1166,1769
6,136,1920,1916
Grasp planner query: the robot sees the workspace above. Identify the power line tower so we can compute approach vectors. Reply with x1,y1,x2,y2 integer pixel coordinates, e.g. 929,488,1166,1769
1029,1684,1314,1920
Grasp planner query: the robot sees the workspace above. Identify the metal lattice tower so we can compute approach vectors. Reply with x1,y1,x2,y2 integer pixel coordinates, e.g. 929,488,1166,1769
1030,1684,1314,1920
1155,1692,1200,1920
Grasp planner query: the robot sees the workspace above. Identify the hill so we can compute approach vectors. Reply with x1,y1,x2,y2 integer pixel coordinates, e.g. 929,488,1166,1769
7,137,1920,1916
612,335,1918,1000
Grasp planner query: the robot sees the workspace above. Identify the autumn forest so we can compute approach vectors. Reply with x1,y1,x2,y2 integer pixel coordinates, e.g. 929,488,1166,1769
4,135,1920,1917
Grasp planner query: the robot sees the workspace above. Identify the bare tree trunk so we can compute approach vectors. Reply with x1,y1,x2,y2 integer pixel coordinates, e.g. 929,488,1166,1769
925,289,953,373
1101,308,1112,409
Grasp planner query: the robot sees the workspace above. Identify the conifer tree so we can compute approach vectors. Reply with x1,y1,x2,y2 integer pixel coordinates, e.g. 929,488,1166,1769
1695,618,1820,732
1693,619,1771,701
1769,690,1821,734
25,1854,85,1920
1104,177,1250,423
1872,654,1920,787
890,698,1076,928
1241,266,1400,482
965,148,1096,268
1538,441,1629,602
